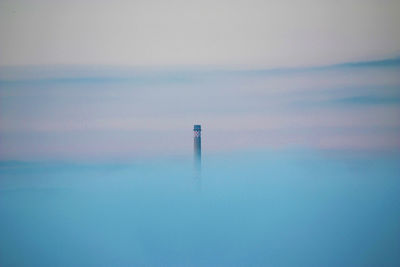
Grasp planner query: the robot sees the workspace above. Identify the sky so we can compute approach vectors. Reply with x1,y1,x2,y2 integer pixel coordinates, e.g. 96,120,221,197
0,0,399,160
0,0,399,68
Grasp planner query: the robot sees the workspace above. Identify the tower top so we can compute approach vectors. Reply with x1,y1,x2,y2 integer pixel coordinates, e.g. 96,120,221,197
194,125,201,131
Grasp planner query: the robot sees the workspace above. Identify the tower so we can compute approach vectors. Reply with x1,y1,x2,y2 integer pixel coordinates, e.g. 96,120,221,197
193,124,201,169
193,124,202,191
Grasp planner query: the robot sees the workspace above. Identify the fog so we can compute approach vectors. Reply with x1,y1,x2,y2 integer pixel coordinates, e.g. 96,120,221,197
1,150,399,266
1,0,399,265
1,59,400,160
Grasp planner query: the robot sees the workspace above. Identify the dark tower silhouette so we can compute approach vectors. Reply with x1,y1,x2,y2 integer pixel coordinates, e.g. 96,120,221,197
193,124,201,164
193,125,202,191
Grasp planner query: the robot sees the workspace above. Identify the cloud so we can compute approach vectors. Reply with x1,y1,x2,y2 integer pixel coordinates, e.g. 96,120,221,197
1,57,399,159
329,96,400,106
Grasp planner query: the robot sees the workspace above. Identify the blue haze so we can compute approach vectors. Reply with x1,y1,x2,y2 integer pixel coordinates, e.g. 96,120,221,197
1,58,400,159
1,58,400,266
1,151,400,266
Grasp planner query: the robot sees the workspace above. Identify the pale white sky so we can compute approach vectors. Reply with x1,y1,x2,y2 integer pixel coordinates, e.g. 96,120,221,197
0,0,399,68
